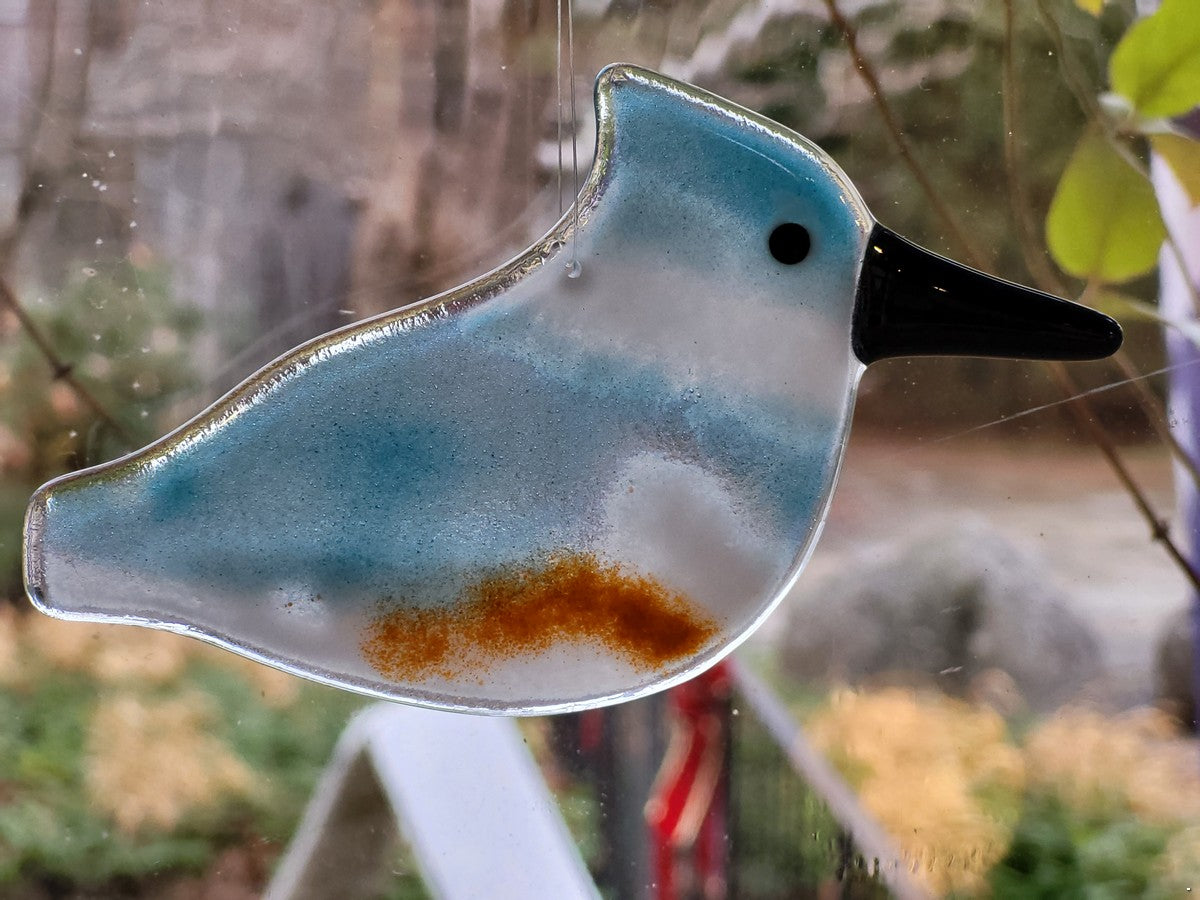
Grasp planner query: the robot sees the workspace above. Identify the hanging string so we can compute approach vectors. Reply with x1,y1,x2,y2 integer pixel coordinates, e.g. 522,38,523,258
555,0,581,278
555,0,564,219
566,0,581,278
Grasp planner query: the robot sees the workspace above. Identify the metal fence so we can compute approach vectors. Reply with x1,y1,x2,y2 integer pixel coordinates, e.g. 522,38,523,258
548,660,926,900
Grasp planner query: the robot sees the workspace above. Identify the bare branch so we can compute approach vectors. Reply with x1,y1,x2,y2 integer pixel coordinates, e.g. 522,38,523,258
1033,0,1103,124
0,2,132,449
818,0,992,271
0,276,133,446
824,0,1200,589
1048,360,1200,593
1001,0,1070,296
999,3,1200,492
1109,348,1200,487
0,0,58,270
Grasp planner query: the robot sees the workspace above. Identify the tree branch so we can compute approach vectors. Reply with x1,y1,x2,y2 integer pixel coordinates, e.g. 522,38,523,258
822,0,1200,591
1033,0,1104,124
0,277,132,446
818,0,992,271
1001,0,1070,296
1000,2,1200,490
1048,360,1200,592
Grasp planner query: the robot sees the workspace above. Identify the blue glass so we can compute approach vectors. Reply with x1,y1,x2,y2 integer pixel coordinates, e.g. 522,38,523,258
23,66,1119,714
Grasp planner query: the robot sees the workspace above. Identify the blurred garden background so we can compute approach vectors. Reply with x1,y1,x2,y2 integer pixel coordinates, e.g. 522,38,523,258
0,0,1197,896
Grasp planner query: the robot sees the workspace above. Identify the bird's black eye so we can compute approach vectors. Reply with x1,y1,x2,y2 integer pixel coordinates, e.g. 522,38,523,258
768,223,811,265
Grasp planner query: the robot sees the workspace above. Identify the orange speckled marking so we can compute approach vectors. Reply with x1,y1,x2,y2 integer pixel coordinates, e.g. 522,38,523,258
361,552,719,682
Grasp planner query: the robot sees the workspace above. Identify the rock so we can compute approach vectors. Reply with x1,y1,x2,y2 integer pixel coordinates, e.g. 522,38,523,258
779,521,1104,710
1154,605,1196,729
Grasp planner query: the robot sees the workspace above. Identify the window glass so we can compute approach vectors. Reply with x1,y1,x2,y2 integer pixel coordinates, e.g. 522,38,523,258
0,1,1192,896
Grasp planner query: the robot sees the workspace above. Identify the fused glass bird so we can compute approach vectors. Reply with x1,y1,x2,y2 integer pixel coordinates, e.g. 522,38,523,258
23,66,1121,714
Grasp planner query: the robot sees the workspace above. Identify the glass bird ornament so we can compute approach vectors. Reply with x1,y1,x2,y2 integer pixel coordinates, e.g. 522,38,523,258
23,66,1121,714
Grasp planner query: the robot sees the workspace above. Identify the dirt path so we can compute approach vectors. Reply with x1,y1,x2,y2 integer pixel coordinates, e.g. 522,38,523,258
754,432,1187,707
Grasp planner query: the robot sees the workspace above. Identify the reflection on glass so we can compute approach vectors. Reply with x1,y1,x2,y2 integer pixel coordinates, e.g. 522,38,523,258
0,1,1193,897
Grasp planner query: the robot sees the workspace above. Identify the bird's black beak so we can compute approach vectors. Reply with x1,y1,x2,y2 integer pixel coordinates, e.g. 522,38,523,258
852,224,1122,365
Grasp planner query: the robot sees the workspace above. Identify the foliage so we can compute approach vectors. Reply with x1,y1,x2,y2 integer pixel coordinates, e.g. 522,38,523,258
1108,0,1200,119
724,0,1168,429
805,688,1200,898
1046,127,1165,282
987,795,1170,899
724,0,1194,386
0,1,1192,896
1046,0,1200,284
807,688,1024,896
1023,706,1200,827
0,258,201,595
732,3,1096,279
731,703,892,899
0,609,361,891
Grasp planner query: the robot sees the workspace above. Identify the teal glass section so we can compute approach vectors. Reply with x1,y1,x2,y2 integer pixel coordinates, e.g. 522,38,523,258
24,66,871,713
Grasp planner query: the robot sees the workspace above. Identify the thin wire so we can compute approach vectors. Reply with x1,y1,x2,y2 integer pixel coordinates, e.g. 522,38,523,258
933,356,1200,443
567,0,580,275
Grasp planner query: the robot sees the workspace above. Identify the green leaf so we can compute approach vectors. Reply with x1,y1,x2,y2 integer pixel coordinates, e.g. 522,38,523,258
1109,0,1200,119
1075,0,1104,16
1151,133,1200,205
1046,130,1166,284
